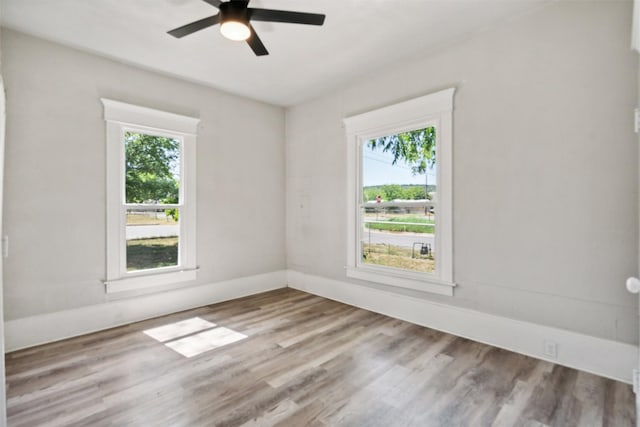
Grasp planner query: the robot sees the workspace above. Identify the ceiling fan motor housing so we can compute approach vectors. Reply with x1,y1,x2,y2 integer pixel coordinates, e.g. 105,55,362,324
219,1,249,26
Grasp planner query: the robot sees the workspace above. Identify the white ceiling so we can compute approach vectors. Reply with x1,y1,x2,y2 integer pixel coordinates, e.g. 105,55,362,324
0,0,549,106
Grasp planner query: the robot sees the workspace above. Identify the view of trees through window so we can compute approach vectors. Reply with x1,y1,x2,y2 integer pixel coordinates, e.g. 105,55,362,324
361,127,437,274
125,132,181,272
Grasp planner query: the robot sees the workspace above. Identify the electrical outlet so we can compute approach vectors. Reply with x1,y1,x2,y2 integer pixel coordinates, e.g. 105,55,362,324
543,340,558,359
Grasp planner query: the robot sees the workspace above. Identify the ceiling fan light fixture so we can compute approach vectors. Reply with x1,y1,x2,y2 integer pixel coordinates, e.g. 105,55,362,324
220,20,250,41
167,0,326,56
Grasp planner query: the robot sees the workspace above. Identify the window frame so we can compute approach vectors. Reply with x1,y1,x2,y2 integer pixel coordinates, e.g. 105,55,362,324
102,99,199,294
344,88,455,296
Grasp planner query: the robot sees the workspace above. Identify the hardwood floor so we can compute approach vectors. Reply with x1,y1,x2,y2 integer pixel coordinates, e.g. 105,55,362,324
5,288,636,427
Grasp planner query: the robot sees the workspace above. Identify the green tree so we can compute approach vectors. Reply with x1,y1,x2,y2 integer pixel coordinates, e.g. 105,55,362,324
125,132,180,204
368,127,436,174
405,186,426,200
380,184,403,201
363,187,378,202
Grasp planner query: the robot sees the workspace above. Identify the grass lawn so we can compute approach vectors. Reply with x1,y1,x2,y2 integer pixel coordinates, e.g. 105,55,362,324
363,243,434,273
127,213,178,226
127,237,178,271
365,215,435,234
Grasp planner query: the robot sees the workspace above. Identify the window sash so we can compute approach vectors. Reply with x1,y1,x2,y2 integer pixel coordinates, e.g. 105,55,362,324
124,203,183,209
121,207,183,277
121,130,184,276
357,197,440,277
357,126,440,275
123,127,184,205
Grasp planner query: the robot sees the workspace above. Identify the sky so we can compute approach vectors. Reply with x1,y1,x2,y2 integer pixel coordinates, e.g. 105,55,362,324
363,143,436,187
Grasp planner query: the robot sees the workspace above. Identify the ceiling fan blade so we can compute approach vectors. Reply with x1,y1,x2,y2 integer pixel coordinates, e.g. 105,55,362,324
248,8,325,26
246,25,268,56
202,0,222,8
168,14,220,38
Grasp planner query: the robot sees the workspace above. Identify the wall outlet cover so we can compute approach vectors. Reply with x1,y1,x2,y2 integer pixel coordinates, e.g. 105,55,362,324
543,340,558,359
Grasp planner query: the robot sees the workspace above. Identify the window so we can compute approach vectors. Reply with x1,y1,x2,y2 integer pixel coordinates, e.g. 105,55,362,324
361,127,437,274
344,88,455,296
102,99,199,293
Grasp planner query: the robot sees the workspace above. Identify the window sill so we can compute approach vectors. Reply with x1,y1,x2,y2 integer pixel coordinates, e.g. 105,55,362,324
105,268,198,294
346,266,455,297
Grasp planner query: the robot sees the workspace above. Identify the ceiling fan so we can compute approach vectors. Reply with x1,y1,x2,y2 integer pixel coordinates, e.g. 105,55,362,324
168,0,326,56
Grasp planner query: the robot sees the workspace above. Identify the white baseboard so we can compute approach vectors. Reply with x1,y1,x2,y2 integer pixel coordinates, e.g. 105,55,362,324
5,270,287,352
287,270,637,384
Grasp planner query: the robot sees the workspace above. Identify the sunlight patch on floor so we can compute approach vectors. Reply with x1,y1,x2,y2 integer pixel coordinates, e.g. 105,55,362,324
143,317,247,358
143,317,216,342
165,327,247,358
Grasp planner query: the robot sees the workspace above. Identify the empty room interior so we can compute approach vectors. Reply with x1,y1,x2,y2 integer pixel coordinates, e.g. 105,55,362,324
0,0,639,425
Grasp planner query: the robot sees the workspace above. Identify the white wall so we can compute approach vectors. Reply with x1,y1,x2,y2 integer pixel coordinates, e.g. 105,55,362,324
286,0,639,344
1,29,286,321
0,25,8,427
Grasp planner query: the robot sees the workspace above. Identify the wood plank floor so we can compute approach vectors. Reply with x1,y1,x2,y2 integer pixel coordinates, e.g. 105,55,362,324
5,288,636,427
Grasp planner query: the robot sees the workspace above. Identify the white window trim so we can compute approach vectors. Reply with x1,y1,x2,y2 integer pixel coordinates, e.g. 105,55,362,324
343,88,455,297
102,99,199,294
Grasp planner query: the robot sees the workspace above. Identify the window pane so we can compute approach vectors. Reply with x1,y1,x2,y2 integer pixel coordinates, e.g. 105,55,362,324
361,127,436,274
126,208,179,272
125,131,180,204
